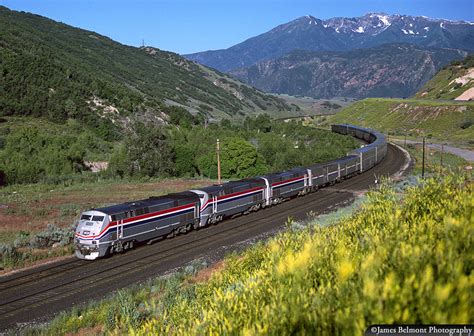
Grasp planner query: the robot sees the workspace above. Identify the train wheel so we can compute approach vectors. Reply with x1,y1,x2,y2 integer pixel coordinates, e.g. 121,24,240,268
103,246,114,258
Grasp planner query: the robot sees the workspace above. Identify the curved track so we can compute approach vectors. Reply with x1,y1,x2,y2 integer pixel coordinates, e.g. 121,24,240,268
0,144,410,331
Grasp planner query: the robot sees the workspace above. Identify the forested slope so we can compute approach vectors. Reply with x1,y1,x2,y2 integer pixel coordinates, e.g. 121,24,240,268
0,5,294,136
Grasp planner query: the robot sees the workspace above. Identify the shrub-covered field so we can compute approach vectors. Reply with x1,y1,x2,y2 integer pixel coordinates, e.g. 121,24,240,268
27,174,473,335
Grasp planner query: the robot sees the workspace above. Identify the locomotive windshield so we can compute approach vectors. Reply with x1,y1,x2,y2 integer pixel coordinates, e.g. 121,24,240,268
80,214,104,222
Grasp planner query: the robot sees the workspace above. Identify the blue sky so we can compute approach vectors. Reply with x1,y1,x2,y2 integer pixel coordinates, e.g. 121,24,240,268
1,0,473,54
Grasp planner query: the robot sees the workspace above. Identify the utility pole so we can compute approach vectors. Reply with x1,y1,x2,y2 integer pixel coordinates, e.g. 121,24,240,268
422,136,426,179
217,139,221,185
440,143,444,171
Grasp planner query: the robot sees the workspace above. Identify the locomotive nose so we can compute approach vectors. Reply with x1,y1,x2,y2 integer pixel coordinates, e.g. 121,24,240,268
74,211,108,260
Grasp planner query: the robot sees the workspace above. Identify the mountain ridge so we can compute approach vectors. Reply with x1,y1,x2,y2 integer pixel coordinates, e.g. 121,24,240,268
229,43,468,99
185,13,474,72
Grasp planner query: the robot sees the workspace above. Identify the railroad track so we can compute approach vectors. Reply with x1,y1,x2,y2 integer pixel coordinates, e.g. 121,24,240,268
0,144,409,331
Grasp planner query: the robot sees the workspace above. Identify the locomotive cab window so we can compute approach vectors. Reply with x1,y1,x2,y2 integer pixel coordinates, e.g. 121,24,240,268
92,216,104,222
111,213,126,221
80,214,92,221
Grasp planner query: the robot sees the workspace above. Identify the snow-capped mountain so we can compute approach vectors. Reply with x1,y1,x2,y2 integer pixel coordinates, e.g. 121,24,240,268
185,13,474,72
321,13,394,35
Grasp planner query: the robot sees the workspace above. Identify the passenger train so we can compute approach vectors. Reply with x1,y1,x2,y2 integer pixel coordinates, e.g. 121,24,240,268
75,124,387,260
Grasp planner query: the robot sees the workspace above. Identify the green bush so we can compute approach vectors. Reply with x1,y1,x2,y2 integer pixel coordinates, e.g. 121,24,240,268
174,144,197,177
30,224,75,249
0,224,74,269
0,125,87,184
107,122,174,178
105,117,357,180
0,115,358,185
220,137,267,178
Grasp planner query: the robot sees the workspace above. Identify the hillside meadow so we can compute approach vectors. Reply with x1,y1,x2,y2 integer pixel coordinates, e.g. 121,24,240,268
403,142,471,175
324,98,474,147
415,55,474,100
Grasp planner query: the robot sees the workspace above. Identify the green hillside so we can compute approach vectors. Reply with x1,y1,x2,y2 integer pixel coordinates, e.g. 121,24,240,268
415,55,474,100
0,6,295,133
326,98,474,146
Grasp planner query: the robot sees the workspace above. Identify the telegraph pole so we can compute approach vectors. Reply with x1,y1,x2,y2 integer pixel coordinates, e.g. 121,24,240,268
440,143,444,171
422,136,426,179
217,139,221,185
